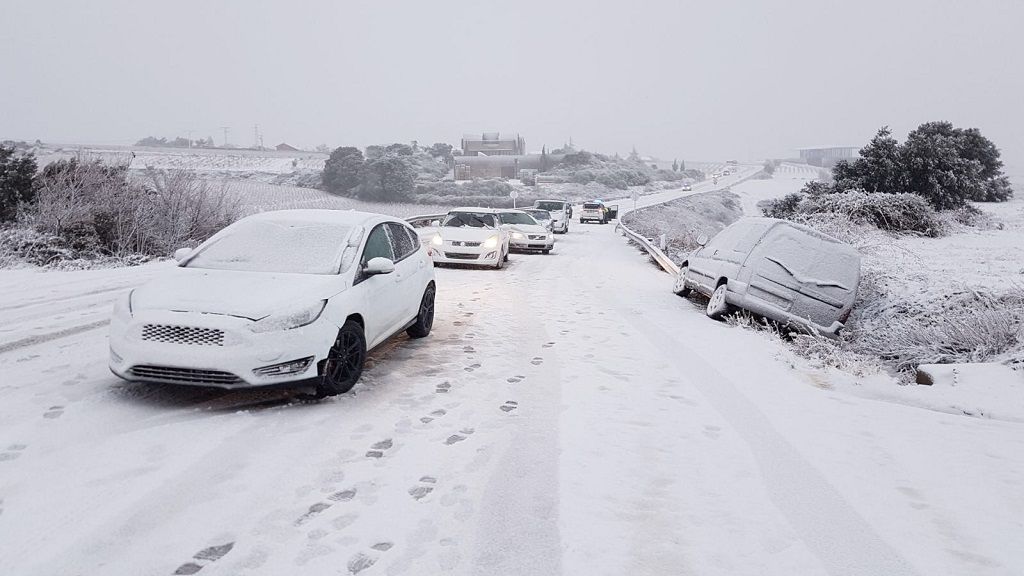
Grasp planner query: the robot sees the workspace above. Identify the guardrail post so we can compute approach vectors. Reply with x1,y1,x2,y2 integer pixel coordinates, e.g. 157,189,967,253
659,234,667,250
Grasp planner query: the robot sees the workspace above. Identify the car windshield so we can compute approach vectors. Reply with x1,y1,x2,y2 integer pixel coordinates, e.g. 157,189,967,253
525,210,551,221
535,201,565,211
499,212,539,225
185,220,350,274
442,212,497,228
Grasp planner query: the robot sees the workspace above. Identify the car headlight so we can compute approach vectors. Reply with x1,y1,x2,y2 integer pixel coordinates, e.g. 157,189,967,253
431,233,443,246
251,301,327,333
511,232,525,240
483,235,499,248
112,290,134,322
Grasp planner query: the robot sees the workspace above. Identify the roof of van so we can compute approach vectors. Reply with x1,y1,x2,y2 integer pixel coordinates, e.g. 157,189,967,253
733,217,847,245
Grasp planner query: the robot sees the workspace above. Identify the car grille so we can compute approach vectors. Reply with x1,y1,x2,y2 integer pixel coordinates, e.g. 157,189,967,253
141,324,224,346
450,241,482,247
445,252,479,260
129,365,243,386
528,234,546,240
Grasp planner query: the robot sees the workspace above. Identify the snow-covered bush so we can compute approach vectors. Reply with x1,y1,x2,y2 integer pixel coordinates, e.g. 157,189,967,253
849,287,1024,372
763,190,943,236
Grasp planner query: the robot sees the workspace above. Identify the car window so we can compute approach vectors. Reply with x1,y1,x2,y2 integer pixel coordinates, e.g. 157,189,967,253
386,222,416,261
361,224,394,266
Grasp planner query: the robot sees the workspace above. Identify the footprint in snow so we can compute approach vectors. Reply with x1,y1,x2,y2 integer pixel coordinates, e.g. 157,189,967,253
463,346,475,354
347,552,376,574
366,438,393,458
444,429,475,445
463,363,481,372
173,542,235,574
506,376,522,383
43,406,64,419
542,342,555,348
435,381,451,394
328,489,357,502
500,401,518,413
530,357,544,365
294,502,332,525
420,408,446,424
0,444,27,462
409,476,437,500
703,425,722,439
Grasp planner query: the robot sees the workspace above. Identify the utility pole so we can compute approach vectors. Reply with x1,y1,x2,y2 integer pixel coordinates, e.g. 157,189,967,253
185,130,194,149
253,124,261,150
220,126,230,148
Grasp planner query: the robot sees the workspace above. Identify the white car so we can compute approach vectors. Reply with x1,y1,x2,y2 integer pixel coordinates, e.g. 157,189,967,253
523,208,555,233
422,207,511,268
532,200,571,234
109,210,436,397
498,210,555,254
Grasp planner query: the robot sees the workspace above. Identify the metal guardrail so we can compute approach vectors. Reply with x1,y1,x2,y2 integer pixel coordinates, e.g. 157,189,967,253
615,167,765,277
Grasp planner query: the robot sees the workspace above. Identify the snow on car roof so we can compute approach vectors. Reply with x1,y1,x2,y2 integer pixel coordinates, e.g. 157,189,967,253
245,209,391,226
450,207,501,213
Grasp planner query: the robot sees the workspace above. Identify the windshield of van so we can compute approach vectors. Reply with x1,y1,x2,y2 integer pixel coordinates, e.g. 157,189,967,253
535,201,565,211
442,212,497,228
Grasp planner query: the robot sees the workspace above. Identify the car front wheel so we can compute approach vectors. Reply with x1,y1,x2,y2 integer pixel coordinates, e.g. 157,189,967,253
673,266,692,297
317,320,366,396
407,284,435,338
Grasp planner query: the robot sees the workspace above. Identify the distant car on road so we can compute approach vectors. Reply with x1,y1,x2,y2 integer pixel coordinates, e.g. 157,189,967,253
423,208,511,269
673,217,861,336
681,183,693,191
109,210,436,397
498,209,555,254
579,200,618,224
533,199,572,233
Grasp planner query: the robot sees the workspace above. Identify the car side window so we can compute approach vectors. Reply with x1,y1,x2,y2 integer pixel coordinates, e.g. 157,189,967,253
386,222,416,261
361,224,394,267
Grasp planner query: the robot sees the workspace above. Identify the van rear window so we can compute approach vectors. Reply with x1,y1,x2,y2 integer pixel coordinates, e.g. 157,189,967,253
583,203,601,209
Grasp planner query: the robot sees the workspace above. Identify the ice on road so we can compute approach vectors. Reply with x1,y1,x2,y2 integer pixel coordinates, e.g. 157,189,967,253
1,176,1021,575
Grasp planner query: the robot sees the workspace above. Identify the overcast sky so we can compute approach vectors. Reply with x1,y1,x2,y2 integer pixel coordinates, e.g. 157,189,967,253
2,0,1021,173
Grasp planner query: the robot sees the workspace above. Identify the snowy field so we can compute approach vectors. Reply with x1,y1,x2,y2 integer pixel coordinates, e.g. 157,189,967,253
1,167,1022,575
35,144,327,174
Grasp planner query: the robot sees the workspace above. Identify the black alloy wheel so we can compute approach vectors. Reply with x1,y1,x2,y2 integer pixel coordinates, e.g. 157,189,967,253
407,284,436,338
317,320,366,396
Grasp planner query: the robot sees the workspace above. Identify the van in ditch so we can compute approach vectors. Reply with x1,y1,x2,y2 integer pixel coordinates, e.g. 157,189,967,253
673,217,861,336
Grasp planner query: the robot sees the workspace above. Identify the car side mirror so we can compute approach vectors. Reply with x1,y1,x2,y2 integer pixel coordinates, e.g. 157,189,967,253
173,247,192,262
696,234,709,247
363,257,395,275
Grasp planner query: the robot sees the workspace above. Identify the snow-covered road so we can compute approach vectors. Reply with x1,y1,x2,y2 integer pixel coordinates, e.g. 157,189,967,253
1,171,1022,575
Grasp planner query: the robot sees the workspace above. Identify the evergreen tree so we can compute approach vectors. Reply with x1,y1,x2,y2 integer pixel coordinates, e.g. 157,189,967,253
0,145,37,222
322,146,365,196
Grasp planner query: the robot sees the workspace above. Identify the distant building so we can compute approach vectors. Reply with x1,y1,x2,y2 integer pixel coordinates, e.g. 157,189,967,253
275,142,301,152
797,146,857,168
461,132,526,157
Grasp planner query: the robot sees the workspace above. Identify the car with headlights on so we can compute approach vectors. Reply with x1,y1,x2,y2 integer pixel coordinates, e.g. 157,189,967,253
109,209,436,397
422,208,511,268
498,209,555,254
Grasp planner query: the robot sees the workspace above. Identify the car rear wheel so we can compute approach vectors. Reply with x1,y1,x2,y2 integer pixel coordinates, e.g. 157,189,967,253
407,284,435,338
317,320,366,396
673,266,692,297
706,283,731,320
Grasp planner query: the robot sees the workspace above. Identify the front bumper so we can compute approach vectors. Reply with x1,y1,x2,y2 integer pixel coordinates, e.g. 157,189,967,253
509,235,554,251
427,243,501,266
108,309,336,388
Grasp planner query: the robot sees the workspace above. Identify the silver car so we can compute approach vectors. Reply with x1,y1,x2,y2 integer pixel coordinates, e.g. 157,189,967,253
673,217,861,336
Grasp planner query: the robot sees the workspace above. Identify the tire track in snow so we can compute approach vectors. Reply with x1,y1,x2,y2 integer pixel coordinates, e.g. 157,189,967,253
616,299,922,576
0,319,110,355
